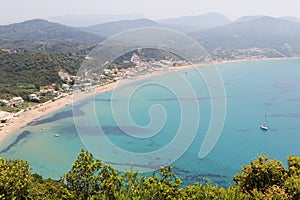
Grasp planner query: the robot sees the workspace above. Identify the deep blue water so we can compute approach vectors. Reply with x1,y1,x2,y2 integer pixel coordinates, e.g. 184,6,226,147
1,59,300,187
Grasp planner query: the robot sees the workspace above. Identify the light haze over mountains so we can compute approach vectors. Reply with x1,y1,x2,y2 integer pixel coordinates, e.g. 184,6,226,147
1,12,300,55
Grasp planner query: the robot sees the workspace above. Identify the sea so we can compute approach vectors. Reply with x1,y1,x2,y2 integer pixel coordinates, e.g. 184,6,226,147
1,59,300,187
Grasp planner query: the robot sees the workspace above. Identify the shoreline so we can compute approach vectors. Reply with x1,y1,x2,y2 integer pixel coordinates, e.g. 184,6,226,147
0,68,176,144
0,56,299,144
212,56,300,65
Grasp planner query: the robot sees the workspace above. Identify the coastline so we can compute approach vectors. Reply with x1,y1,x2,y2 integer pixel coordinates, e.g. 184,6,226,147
212,56,300,65
0,67,177,144
0,56,299,144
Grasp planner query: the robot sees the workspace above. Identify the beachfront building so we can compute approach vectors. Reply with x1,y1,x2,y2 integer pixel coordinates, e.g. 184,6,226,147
131,53,140,65
29,94,39,101
0,99,10,106
62,84,70,91
53,90,60,96
10,97,24,106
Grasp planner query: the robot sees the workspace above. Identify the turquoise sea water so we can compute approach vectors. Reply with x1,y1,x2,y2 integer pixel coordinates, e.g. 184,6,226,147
1,59,300,187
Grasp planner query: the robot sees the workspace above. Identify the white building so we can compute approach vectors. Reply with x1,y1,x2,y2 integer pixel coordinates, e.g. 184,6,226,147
11,97,24,106
29,94,39,101
62,84,70,90
0,99,10,106
130,53,140,65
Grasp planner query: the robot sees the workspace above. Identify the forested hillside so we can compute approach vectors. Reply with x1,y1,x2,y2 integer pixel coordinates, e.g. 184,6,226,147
0,19,103,53
0,50,84,99
0,51,83,85
0,19,103,44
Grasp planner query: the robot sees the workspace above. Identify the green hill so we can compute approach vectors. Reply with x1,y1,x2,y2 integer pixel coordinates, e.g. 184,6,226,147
189,16,300,56
0,50,84,99
0,19,103,44
0,19,103,53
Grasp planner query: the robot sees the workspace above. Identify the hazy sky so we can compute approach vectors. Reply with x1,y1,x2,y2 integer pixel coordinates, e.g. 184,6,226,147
1,0,300,25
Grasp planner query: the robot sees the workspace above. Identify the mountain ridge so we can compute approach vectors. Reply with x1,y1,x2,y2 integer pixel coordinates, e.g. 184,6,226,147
80,18,159,37
158,12,232,32
189,16,300,55
0,19,103,44
2,14,300,56
47,13,145,27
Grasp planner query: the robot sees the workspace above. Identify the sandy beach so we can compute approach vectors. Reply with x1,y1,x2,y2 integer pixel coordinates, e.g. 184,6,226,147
0,81,119,144
0,66,178,144
0,56,299,144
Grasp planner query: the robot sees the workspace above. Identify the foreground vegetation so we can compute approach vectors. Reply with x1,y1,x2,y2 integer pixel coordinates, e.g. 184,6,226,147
1,148,300,199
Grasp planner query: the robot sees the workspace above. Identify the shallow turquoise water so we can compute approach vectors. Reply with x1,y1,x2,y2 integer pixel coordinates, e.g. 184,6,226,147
1,59,300,187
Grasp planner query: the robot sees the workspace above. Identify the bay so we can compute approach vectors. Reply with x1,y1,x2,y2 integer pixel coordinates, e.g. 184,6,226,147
1,59,300,187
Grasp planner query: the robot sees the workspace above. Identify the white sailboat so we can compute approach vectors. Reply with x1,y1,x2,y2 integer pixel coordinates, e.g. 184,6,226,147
260,114,268,131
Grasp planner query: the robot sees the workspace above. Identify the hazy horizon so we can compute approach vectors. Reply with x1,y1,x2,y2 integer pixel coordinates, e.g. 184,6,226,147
1,0,300,25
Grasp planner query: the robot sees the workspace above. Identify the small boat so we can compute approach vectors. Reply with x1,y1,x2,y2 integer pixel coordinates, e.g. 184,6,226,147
260,124,268,131
54,134,60,137
260,114,268,131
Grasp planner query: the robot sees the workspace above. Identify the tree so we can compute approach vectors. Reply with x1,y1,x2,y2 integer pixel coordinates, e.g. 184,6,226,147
113,166,185,200
234,155,287,195
0,158,32,199
2,149,300,199
28,174,67,200
287,155,300,176
64,148,104,199
284,156,300,200
184,181,248,200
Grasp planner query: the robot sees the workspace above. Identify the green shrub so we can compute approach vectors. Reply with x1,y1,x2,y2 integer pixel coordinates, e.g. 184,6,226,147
234,155,287,195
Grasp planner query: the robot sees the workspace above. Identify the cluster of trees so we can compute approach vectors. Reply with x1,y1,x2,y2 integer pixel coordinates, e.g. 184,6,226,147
0,51,84,99
0,39,96,54
0,51,84,85
1,148,300,199
108,48,184,70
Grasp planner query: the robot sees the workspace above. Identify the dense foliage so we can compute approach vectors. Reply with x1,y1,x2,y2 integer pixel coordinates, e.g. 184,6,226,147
0,51,84,99
0,51,84,84
0,39,97,54
109,48,184,69
0,149,300,199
